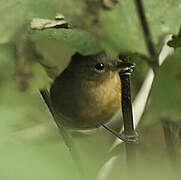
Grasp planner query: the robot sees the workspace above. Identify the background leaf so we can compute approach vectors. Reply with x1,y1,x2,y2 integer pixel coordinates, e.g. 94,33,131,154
100,0,181,55
141,48,181,128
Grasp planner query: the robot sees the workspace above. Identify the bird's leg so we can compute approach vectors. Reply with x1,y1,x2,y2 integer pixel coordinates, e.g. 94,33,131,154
119,131,139,144
103,124,138,143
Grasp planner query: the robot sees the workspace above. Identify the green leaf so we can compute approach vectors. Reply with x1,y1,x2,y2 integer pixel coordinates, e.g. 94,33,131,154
101,1,147,55
141,48,181,128
30,28,102,55
0,43,15,64
0,0,57,43
167,36,181,48
167,27,181,48
100,0,181,55
0,0,102,44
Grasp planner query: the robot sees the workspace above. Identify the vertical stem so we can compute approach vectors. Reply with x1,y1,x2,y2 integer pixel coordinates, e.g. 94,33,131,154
121,76,135,136
134,0,158,67
119,56,137,171
40,89,85,178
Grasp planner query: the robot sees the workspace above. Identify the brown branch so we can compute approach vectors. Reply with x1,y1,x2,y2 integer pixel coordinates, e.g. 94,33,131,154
119,55,138,173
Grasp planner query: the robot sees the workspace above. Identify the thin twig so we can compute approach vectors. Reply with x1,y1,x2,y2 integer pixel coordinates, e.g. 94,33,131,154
39,89,85,177
134,0,158,67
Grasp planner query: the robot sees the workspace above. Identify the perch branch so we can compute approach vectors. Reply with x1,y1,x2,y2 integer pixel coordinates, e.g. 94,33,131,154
119,55,138,172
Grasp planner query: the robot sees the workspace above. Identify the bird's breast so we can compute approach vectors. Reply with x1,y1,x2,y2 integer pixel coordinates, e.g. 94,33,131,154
50,72,121,129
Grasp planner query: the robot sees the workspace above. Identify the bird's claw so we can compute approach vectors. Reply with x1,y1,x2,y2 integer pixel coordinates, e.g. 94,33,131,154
119,131,139,144
119,62,136,76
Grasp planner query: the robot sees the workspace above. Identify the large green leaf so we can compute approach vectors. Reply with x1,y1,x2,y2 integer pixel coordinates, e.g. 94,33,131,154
141,48,181,128
101,0,181,55
0,0,101,43
0,0,58,43
30,28,102,55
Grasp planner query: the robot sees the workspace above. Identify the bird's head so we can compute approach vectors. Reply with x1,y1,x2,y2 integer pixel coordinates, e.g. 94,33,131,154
66,51,134,81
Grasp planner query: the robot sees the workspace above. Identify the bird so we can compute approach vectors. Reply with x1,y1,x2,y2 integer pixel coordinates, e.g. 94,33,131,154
50,51,134,130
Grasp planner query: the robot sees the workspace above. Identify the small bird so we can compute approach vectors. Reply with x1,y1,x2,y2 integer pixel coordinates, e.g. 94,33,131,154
50,51,134,130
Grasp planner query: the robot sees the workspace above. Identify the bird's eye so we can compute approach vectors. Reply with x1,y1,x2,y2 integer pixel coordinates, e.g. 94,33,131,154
95,63,104,71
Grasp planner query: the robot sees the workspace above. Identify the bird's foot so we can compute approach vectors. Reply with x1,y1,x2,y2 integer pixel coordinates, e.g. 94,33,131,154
119,62,136,76
119,131,139,144
103,125,139,144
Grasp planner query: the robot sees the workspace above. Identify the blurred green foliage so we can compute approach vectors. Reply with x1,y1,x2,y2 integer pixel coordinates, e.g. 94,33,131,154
0,0,181,179
142,48,181,127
